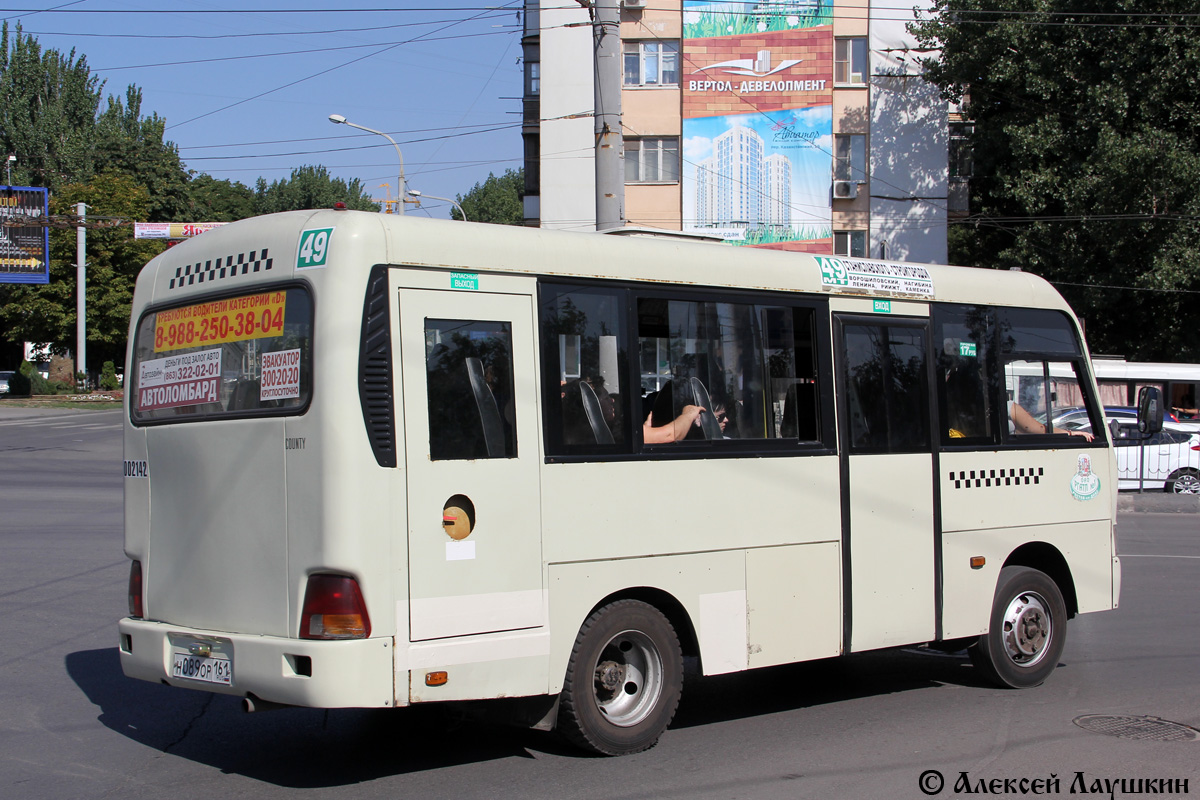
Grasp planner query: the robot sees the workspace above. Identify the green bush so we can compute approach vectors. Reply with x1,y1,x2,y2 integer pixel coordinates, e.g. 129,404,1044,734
7,363,32,395
100,361,120,391
17,361,53,395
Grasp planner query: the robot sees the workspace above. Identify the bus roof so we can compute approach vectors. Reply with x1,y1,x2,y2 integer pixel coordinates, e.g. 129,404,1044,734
135,210,1074,315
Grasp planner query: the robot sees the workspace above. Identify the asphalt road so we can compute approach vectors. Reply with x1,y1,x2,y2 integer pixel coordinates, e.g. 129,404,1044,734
1,406,1197,800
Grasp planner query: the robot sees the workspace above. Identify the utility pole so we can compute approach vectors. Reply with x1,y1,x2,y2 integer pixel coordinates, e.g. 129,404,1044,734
76,203,87,384
592,0,624,231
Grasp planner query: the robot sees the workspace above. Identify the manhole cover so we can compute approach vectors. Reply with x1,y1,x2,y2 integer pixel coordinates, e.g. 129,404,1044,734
1074,715,1200,742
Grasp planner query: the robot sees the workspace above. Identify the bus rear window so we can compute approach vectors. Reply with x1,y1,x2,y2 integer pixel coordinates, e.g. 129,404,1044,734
129,286,314,424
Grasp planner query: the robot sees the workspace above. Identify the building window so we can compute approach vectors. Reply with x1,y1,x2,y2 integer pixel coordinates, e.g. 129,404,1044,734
949,122,973,178
834,134,867,181
624,41,680,87
626,137,680,183
526,61,540,96
833,231,866,257
834,38,868,85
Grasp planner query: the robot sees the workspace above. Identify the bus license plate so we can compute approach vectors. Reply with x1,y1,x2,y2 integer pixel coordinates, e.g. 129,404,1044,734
172,653,232,685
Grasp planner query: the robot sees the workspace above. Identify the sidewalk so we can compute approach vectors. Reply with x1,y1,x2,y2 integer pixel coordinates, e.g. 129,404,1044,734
1117,492,1200,513
0,403,118,421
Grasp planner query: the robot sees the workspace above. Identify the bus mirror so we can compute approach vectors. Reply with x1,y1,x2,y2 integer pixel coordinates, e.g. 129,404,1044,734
1137,386,1164,435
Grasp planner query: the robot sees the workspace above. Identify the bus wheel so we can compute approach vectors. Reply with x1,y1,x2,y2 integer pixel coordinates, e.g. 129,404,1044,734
969,566,1067,689
557,599,683,756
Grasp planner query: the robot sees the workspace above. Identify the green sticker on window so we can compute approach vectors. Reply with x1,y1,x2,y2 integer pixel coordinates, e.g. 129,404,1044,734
297,228,333,270
959,342,977,357
873,299,892,314
450,272,479,291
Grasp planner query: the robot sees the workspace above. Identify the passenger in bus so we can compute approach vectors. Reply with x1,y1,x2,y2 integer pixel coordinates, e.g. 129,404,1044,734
1009,400,1094,441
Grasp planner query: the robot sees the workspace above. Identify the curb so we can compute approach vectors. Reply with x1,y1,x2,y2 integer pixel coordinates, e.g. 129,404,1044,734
1117,493,1200,513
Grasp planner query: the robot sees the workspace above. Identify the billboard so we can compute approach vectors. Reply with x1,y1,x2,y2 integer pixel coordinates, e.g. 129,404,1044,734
134,222,228,240
0,186,50,284
682,1,833,252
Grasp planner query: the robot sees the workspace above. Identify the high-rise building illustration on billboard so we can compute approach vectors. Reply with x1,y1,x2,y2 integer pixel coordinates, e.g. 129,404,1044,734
683,2,833,251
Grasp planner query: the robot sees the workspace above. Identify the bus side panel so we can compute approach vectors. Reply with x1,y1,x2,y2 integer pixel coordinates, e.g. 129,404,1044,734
541,456,842,564
941,520,1116,640
548,551,748,692
746,542,842,668
940,448,1114,533
939,449,1117,639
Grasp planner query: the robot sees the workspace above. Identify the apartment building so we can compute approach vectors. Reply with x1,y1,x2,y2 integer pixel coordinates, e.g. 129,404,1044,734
521,0,957,264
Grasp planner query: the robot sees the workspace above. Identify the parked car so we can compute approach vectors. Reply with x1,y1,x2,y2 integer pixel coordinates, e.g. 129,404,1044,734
1071,416,1200,493
0,370,14,395
1053,405,1179,429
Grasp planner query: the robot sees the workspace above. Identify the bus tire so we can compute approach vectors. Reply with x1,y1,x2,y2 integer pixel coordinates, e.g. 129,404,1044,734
557,599,683,756
969,566,1067,689
1165,468,1200,494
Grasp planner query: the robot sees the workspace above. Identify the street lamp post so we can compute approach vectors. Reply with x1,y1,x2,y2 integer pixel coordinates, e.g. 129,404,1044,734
328,114,405,215
6,155,14,186
406,190,467,221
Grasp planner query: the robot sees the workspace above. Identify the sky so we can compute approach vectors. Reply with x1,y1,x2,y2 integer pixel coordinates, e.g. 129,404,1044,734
2,1,526,219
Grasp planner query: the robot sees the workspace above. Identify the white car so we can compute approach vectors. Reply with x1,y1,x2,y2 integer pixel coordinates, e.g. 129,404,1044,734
1076,418,1200,493
0,370,14,395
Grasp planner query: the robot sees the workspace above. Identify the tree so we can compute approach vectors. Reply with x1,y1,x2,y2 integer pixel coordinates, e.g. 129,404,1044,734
254,165,379,214
455,168,524,225
94,86,191,221
911,1,1200,361
0,22,102,191
187,174,255,222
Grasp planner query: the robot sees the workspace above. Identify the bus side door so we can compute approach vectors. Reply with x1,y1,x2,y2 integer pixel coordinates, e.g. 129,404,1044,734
835,314,938,652
398,287,544,641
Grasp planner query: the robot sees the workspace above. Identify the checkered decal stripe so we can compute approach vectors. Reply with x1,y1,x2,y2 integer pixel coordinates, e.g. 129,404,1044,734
949,467,1044,489
168,249,272,290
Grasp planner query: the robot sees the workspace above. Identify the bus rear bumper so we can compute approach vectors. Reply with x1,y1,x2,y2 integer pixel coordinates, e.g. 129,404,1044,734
117,618,395,708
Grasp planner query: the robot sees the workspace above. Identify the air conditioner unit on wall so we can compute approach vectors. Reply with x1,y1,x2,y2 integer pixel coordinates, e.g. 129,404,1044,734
833,180,858,200
624,0,647,8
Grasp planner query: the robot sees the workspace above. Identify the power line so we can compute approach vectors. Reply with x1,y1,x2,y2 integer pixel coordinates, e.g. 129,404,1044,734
23,13,514,40
183,123,522,161
1,6,520,13
164,3,516,130
177,122,515,152
95,29,515,72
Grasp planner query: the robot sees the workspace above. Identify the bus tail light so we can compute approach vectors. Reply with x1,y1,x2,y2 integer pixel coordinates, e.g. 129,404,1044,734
128,561,144,618
300,575,371,639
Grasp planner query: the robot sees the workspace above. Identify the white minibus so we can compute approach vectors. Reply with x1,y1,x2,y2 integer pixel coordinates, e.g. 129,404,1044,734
119,209,1128,755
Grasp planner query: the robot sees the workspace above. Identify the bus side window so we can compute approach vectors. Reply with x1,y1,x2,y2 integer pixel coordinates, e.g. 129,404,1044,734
1003,358,1091,440
425,319,517,460
540,286,630,455
933,304,995,446
842,322,930,453
637,297,822,444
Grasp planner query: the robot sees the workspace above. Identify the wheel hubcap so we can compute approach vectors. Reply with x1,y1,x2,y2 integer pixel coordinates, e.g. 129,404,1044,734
592,630,663,727
1000,591,1052,667
1172,474,1200,494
